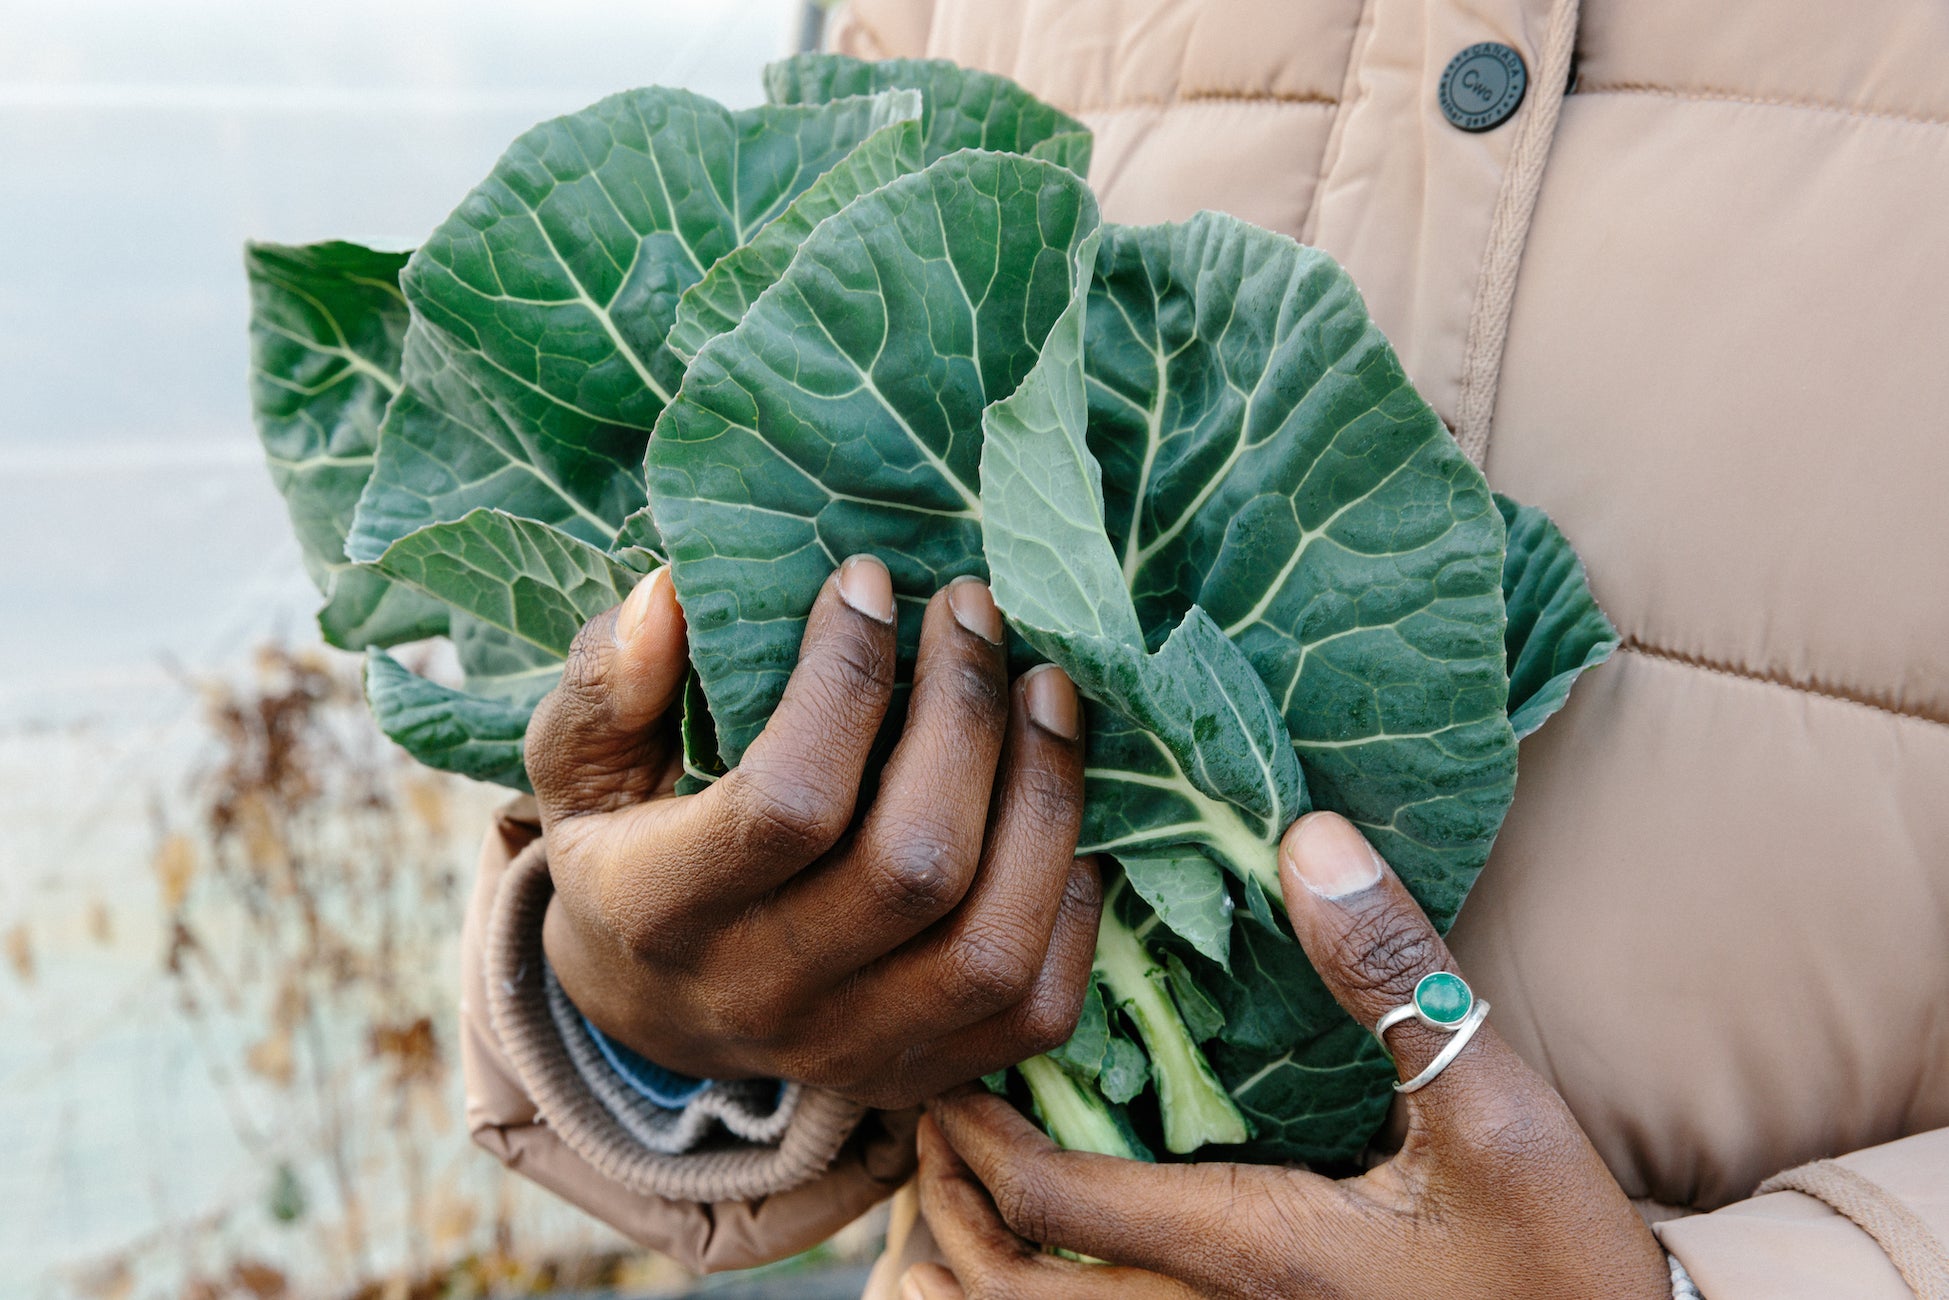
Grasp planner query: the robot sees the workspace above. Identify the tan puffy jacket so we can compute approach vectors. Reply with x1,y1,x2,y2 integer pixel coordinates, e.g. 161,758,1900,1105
459,1,1949,1294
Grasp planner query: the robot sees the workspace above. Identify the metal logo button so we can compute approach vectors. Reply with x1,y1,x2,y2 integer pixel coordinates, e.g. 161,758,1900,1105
1439,42,1527,132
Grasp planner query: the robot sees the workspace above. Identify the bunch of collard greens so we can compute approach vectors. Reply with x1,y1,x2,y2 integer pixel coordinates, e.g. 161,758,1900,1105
247,54,1617,1166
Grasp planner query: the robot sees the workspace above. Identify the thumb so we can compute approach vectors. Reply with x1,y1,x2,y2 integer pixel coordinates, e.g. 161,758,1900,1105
526,566,689,818
1276,811,1508,1121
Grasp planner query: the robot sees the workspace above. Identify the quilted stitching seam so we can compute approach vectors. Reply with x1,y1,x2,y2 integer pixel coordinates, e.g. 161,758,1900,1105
1620,639,1948,729
1071,90,1339,115
1578,82,1949,132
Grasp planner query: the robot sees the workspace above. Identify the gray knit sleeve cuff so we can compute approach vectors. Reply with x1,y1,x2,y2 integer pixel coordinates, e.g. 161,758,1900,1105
542,962,802,1153
1669,1251,1703,1299
482,833,867,1204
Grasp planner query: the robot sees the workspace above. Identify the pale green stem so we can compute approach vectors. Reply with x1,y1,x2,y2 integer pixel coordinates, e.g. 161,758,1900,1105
1016,1055,1149,1161
1094,902,1250,1154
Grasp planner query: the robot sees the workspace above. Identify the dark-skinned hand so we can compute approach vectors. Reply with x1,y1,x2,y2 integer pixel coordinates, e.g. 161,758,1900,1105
531,555,1101,1109
903,810,1671,1300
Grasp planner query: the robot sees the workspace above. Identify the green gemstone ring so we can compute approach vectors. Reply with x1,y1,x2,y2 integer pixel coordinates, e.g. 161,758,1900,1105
1374,971,1492,1094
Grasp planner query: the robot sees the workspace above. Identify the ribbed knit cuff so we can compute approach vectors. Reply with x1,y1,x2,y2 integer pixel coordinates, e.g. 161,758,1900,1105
543,964,801,1155
482,834,867,1204
1669,1252,1703,1299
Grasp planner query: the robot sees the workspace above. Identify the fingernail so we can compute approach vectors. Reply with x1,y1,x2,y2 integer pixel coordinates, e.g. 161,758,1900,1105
1024,664,1079,741
899,1277,927,1300
614,568,666,647
946,576,1004,645
837,554,895,624
1284,811,1384,899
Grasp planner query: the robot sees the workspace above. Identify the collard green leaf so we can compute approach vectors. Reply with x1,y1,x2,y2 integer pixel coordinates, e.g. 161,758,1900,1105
764,53,1092,176
245,241,448,648
1163,952,1225,1044
649,151,1099,763
371,509,638,660
1497,494,1619,739
670,57,1093,365
978,257,1306,893
448,611,564,706
365,649,532,790
1119,851,1233,969
347,86,926,563
1097,1032,1149,1105
667,92,926,365
1084,213,1515,932
1209,1021,1395,1166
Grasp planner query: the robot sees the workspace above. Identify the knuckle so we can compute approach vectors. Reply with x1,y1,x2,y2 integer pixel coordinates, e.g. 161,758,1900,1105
591,879,682,965
940,927,1041,1017
866,834,968,920
723,768,848,861
1457,1087,1575,1166
934,653,1008,720
1337,906,1443,1003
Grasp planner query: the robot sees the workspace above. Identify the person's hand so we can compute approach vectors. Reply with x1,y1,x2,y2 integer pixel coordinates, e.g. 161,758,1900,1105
531,555,1101,1110
903,810,1671,1300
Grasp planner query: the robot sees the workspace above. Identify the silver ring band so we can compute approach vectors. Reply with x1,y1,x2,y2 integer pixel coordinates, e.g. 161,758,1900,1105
1375,1002,1421,1038
1393,999,1489,1094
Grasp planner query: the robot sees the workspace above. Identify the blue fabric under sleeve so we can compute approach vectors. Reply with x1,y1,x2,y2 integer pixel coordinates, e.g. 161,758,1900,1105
581,1014,712,1109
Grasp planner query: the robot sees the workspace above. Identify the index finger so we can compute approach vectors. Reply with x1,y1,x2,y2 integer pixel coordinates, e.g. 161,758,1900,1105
914,1112,1197,1300
684,555,899,902
927,1088,1299,1282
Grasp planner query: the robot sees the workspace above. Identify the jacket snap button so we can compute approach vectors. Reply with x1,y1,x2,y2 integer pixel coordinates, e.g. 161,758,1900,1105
1439,42,1527,132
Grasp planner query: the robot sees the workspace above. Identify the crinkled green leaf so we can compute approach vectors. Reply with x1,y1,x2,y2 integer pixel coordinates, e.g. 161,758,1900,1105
1119,851,1233,969
1097,1032,1149,1105
364,648,532,790
1079,718,1274,896
1209,1021,1395,1166
1497,494,1619,739
372,509,638,660
978,249,1306,894
1163,952,1225,1044
668,58,1095,365
649,151,1099,762
1084,213,1515,933
667,92,926,364
245,240,448,648
448,611,564,705
347,86,925,563
764,53,1091,175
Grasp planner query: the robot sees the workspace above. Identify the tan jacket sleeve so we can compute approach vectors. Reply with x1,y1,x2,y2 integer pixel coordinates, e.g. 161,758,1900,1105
1656,1128,1949,1299
459,799,919,1272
